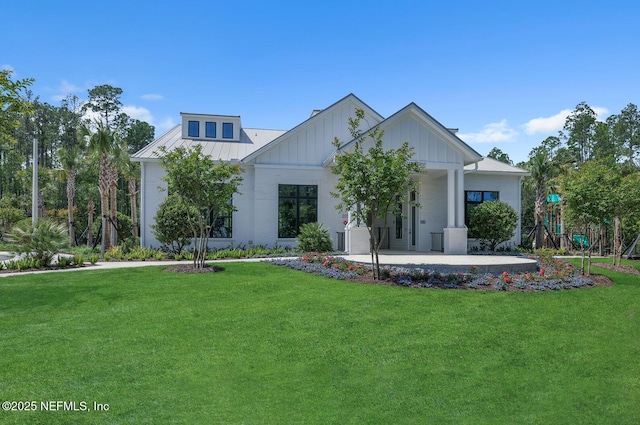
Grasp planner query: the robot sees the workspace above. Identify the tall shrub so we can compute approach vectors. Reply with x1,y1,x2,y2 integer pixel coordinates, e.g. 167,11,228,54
468,201,518,251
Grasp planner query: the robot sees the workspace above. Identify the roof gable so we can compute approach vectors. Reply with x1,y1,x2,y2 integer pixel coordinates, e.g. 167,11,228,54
323,102,483,167
241,93,383,165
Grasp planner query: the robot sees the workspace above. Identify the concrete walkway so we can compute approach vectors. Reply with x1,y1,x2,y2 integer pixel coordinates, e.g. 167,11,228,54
0,250,538,277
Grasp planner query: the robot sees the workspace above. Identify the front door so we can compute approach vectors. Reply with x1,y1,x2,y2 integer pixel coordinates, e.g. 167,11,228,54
409,191,417,250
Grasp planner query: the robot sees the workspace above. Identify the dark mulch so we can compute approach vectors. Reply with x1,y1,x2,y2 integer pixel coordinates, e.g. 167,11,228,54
592,262,640,275
163,264,225,274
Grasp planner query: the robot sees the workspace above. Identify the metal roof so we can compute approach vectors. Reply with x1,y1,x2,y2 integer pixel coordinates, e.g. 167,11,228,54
131,125,286,162
464,157,529,175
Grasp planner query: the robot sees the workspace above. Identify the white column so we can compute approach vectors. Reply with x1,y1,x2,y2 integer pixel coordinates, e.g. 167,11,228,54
447,169,455,227
456,168,465,227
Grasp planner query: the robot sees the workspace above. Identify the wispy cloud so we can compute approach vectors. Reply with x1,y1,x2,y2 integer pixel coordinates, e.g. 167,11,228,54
51,79,84,102
156,117,177,133
122,105,153,123
524,106,610,135
1,64,14,72
141,93,163,101
457,119,518,143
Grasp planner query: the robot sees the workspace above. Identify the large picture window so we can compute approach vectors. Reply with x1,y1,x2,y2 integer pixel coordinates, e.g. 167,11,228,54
210,200,233,238
278,184,318,238
465,191,499,225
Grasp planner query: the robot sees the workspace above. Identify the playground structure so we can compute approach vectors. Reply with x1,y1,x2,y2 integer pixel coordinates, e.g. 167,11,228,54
526,194,640,259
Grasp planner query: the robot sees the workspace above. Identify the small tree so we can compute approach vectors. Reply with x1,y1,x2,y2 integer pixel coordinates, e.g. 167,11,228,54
159,145,243,269
152,193,199,255
468,200,518,251
331,108,423,279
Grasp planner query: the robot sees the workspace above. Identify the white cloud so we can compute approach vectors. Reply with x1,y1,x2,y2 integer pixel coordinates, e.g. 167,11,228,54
525,106,610,135
156,117,177,133
457,119,518,143
122,105,153,123
141,93,163,101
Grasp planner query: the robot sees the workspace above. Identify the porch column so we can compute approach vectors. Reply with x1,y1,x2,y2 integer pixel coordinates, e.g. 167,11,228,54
443,167,468,254
456,168,465,227
447,169,455,227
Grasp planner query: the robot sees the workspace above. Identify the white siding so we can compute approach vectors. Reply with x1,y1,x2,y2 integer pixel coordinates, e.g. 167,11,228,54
465,173,523,248
256,101,381,166
140,161,167,249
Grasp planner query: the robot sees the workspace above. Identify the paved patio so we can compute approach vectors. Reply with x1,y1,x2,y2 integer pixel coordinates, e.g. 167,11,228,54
342,251,538,274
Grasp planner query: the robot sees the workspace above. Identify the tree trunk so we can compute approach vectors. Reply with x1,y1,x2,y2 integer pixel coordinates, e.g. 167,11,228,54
108,164,118,248
99,153,111,251
614,216,622,266
87,200,95,247
67,171,76,246
534,180,546,249
128,176,138,237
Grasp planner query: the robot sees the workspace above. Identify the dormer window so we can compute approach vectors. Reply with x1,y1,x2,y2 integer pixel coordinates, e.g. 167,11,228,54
181,113,240,141
188,121,199,138
206,122,217,138
222,123,233,139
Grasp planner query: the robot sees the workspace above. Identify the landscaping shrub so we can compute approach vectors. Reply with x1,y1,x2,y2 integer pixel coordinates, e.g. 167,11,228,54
5,219,69,267
296,222,333,252
151,193,198,255
468,200,518,251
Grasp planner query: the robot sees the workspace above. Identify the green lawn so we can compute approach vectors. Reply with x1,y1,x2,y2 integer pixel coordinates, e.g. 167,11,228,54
1,262,639,424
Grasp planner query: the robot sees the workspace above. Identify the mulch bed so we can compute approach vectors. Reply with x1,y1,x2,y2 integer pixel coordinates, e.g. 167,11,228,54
592,262,640,275
163,264,225,273
348,271,615,290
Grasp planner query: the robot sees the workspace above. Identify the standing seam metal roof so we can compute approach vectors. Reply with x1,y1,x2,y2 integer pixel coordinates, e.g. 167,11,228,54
131,125,287,161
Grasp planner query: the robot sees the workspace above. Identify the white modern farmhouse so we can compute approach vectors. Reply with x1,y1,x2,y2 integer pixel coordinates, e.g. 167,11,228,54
132,94,527,254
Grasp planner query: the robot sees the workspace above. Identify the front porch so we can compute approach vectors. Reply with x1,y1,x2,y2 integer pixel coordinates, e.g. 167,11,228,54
344,167,469,254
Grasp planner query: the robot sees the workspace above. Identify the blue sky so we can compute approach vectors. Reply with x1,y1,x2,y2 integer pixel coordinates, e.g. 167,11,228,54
4,0,639,164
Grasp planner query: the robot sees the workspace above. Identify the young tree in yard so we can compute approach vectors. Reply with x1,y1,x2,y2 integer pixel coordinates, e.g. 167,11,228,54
159,145,243,269
560,161,640,270
331,108,423,280
468,200,518,251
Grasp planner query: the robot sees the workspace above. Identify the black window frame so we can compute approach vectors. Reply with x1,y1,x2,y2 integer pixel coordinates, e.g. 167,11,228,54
188,120,199,138
205,121,217,138
222,122,233,139
465,190,499,226
278,184,318,238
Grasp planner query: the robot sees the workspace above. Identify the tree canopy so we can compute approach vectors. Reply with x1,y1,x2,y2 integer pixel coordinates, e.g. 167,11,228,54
159,145,243,269
331,108,423,279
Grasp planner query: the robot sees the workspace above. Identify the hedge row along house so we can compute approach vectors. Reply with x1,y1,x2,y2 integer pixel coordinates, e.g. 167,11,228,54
132,94,528,254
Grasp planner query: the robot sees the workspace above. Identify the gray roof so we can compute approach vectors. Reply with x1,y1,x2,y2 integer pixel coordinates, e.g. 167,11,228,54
464,157,529,175
131,125,286,162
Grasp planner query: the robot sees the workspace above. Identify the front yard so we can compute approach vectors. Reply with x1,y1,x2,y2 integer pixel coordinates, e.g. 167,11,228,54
1,262,639,424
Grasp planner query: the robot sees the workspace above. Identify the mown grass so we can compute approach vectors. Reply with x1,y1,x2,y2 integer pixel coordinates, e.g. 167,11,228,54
1,262,639,424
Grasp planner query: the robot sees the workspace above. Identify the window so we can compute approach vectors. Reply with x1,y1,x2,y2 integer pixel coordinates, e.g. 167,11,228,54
205,122,217,138
188,121,199,138
278,184,318,238
210,200,232,238
465,191,499,225
395,196,403,239
222,122,233,139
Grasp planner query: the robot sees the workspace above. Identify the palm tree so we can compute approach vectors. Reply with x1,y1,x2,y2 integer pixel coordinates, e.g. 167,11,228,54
527,149,554,249
58,146,81,246
122,159,140,238
83,120,114,252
